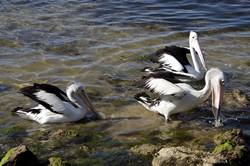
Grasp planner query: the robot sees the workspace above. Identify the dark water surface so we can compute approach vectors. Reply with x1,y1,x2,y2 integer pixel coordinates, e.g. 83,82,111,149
0,0,249,164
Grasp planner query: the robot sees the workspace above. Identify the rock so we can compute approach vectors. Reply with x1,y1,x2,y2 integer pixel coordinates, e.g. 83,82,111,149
48,157,68,166
213,129,248,165
130,144,161,156
152,146,210,166
153,129,249,166
79,145,89,152
50,129,80,138
0,145,38,166
213,129,245,146
152,146,230,166
46,42,81,56
72,145,90,158
224,89,249,107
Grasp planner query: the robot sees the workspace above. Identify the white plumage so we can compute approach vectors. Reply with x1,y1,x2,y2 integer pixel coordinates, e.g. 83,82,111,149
13,82,98,124
135,68,225,127
158,53,184,72
147,31,207,81
145,78,185,96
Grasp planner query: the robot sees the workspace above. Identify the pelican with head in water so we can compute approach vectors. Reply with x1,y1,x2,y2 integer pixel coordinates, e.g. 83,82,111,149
13,82,98,124
145,31,207,81
135,68,224,127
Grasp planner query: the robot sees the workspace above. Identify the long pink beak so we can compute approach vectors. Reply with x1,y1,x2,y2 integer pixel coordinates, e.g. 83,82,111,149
212,81,224,127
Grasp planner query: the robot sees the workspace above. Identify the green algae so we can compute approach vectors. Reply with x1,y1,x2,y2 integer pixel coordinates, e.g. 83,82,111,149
212,129,249,165
30,127,109,157
244,60,250,66
0,38,21,48
74,158,104,166
112,98,133,107
46,43,81,56
213,141,234,154
49,157,68,166
86,86,102,97
0,145,38,166
74,149,151,166
3,125,26,135
0,148,14,166
50,128,81,140
134,54,152,61
71,146,90,158
130,144,161,156
191,137,212,151
138,131,164,146
164,130,192,141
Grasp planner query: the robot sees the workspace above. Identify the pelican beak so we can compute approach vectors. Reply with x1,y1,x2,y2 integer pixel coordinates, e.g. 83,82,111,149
192,39,207,71
80,90,99,118
211,81,224,127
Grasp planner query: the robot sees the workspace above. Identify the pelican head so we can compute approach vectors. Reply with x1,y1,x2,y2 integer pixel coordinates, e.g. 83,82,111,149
206,68,224,127
67,82,97,116
189,31,207,71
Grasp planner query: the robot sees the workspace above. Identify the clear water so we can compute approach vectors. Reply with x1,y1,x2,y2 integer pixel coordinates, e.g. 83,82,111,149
0,0,249,164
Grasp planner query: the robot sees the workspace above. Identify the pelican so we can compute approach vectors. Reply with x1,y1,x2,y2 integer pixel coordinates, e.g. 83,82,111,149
13,82,98,124
146,31,207,81
134,68,224,127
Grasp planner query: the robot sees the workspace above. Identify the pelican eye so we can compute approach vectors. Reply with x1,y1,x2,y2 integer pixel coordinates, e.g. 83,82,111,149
221,80,225,85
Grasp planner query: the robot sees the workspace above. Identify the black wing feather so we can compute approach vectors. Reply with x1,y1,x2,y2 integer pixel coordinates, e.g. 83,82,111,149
19,83,70,114
33,83,78,108
150,46,191,72
19,85,54,112
33,83,68,102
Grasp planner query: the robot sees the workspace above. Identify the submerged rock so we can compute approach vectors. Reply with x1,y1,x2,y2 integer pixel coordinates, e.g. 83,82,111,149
0,145,38,166
50,129,80,138
130,144,161,156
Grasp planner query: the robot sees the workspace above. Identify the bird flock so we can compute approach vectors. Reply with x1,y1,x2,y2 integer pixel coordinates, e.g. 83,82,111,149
13,31,224,127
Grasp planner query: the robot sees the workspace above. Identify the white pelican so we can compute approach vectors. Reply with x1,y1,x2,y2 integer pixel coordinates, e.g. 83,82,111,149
146,31,207,81
13,82,98,124
135,68,224,127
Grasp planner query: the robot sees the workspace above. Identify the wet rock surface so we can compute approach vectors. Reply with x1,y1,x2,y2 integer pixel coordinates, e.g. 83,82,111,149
152,129,249,166
224,89,249,107
1,128,249,166
130,144,161,156
152,146,211,166
50,128,80,138
0,145,38,166
213,129,249,165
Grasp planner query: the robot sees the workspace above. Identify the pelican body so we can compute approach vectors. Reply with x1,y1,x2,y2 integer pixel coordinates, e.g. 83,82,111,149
135,68,224,127
146,31,207,81
13,82,98,124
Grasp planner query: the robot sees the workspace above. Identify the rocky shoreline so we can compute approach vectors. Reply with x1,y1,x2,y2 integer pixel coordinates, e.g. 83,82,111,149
1,89,249,166
1,129,249,166
153,129,249,166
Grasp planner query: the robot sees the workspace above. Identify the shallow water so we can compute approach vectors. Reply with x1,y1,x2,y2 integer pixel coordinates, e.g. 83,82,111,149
0,0,250,164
